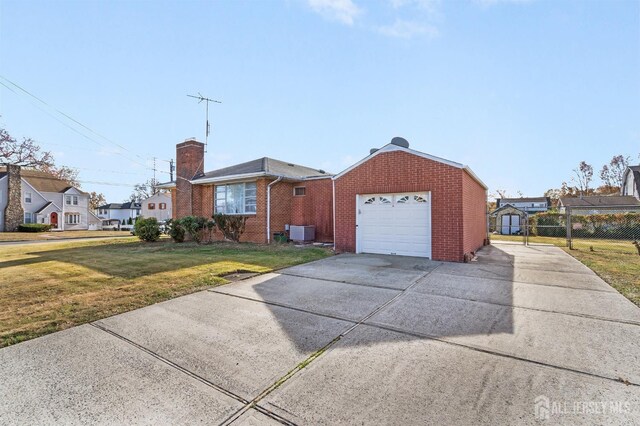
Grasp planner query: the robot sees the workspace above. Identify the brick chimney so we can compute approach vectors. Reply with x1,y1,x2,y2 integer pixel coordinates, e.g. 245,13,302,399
4,164,24,231
175,138,205,218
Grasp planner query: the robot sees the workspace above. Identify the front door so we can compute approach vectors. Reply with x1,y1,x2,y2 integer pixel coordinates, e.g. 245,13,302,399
50,212,58,229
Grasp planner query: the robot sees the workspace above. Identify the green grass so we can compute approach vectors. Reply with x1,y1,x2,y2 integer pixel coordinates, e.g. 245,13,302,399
0,230,132,242
0,238,332,347
491,234,640,306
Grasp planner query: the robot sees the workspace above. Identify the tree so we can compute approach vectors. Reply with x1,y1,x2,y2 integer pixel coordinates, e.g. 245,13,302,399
89,192,106,210
129,177,166,202
600,155,630,189
1,127,81,188
571,161,593,195
40,164,81,188
0,127,54,168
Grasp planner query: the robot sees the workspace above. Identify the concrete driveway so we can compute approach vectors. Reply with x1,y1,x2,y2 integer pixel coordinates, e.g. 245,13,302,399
1,242,639,424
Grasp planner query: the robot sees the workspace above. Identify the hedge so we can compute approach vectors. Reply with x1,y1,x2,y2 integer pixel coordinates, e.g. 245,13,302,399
528,212,640,239
18,223,52,233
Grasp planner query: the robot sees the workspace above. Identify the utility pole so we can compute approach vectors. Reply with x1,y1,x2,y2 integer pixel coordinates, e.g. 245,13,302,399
153,157,157,183
169,159,175,182
187,93,221,152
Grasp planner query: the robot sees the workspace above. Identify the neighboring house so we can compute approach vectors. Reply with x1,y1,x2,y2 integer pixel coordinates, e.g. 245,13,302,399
158,137,487,262
621,165,640,200
0,165,101,232
96,202,141,227
558,195,640,214
141,193,172,222
496,197,550,213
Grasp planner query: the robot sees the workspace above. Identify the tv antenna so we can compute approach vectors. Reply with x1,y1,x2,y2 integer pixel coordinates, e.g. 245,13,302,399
187,92,221,152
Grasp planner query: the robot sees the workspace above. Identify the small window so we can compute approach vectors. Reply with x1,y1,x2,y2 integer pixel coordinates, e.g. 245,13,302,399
73,196,78,205
396,196,410,204
159,203,166,210
414,195,427,203
379,196,391,204
294,187,306,196
25,192,32,203
364,197,376,205
24,212,32,223
148,203,156,210
65,195,72,205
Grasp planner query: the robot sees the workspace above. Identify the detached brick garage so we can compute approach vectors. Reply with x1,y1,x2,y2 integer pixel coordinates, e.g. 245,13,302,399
332,139,487,262
165,137,487,262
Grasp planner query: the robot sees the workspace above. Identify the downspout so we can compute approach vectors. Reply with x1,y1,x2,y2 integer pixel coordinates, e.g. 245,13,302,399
332,179,336,251
266,176,283,243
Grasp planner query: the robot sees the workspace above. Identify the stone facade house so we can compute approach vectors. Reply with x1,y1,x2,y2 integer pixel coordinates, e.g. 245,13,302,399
0,165,101,232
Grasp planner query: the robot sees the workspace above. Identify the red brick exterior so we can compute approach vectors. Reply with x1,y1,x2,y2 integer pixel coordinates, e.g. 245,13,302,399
175,140,204,218
291,178,334,242
172,140,485,258
334,150,486,262
462,170,488,255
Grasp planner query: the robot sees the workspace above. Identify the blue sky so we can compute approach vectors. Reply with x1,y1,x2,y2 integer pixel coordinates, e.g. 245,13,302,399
1,0,638,202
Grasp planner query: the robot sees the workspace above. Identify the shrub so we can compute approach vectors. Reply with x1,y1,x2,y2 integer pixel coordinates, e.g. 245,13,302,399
166,218,185,242
213,213,248,242
18,223,52,233
134,217,161,242
128,217,133,225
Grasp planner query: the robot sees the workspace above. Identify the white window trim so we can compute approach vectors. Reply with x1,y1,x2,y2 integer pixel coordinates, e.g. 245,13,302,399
215,182,257,215
25,192,32,204
293,186,306,197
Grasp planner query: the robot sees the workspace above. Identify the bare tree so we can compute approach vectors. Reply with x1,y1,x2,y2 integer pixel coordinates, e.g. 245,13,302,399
39,164,81,188
571,161,593,195
600,155,630,189
89,192,106,210
129,178,166,202
0,127,54,168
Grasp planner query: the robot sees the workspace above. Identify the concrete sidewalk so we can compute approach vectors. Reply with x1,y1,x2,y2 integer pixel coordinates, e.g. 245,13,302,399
0,243,638,424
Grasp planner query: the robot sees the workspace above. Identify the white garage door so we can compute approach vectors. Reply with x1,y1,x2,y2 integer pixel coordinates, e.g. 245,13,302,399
356,192,431,258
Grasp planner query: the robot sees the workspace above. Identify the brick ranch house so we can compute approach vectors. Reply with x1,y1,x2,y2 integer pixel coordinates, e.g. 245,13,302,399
160,137,488,262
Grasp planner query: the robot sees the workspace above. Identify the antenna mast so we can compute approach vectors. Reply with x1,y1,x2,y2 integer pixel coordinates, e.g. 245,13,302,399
187,93,221,152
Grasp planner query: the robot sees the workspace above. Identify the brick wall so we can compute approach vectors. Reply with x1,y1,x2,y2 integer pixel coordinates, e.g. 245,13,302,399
461,170,488,257
334,150,467,262
269,180,294,240
175,140,204,218
291,178,334,242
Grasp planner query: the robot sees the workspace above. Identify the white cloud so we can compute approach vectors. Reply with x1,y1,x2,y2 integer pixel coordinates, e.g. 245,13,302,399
308,0,362,25
378,19,439,39
390,0,440,14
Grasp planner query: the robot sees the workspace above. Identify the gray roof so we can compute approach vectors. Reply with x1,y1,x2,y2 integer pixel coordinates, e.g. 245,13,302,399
0,172,6,179
194,157,331,182
498,197,549,205
559,195,640,207
98,202,141,210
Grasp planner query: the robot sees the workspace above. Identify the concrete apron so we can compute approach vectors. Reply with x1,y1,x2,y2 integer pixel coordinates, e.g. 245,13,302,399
1,245,638,425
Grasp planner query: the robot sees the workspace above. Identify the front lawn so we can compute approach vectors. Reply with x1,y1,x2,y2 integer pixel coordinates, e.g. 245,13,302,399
491,234,640,306
0,230,131,242
0,238,331,347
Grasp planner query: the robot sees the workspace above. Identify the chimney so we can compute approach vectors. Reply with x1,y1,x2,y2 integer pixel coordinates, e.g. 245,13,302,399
175,138,205,218
3,165,25,231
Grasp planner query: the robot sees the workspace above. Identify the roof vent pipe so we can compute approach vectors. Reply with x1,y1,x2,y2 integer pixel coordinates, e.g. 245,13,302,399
390,137,410,148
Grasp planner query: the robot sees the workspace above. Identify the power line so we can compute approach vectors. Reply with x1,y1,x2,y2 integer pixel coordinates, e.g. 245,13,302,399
0,75,149,163
0,76,155,172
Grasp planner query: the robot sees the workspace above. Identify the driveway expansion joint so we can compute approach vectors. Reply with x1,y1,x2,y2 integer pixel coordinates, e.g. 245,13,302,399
89,322,250,405
364,321,640,388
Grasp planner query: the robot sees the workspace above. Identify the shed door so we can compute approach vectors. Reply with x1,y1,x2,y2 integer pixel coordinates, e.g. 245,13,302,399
501,214,520,235
356,193,431,258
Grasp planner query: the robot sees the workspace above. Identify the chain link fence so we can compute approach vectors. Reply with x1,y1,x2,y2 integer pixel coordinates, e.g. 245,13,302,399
489,207,640,256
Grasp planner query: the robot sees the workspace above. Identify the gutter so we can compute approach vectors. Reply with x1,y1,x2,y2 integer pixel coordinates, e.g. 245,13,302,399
266,176,284,243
